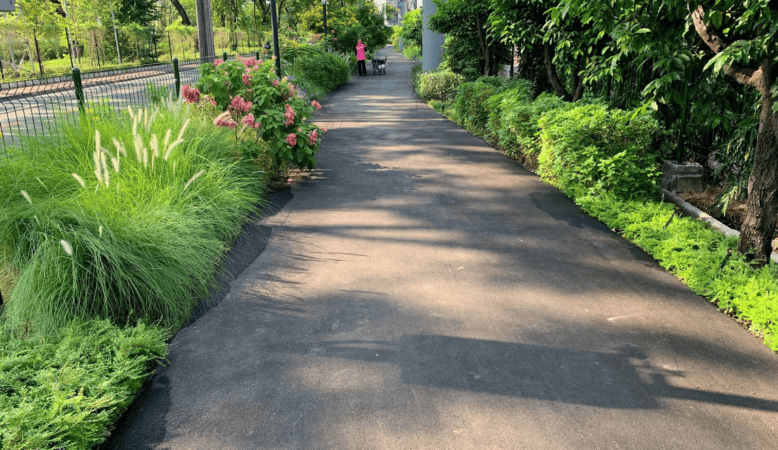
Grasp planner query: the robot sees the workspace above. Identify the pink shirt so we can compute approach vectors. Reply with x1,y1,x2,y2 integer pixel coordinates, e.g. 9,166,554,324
356,44,366,61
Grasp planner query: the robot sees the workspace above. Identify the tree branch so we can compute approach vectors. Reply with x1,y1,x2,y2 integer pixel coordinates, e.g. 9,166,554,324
691,4,764,90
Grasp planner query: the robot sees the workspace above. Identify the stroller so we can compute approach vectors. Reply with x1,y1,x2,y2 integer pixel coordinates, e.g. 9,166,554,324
372,56,387,75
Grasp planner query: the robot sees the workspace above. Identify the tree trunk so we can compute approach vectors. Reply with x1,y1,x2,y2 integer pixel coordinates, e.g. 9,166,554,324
737,69,778,263
169,0,191,26
543,42,571,101
474,14,490,76
571,66,584,101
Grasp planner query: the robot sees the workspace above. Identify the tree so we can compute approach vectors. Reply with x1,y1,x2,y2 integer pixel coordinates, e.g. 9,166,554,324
169,0,192,26
398,7,421,49
428,0,508,76
559,0,778,264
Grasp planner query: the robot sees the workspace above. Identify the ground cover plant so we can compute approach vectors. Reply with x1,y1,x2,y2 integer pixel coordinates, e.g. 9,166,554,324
411,68,778,352
0,320,169,449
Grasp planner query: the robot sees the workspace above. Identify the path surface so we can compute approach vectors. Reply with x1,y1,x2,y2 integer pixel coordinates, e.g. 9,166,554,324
107,48,778,449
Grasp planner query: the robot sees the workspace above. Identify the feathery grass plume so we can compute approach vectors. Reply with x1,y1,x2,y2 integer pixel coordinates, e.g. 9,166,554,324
72,173,86,188
163,128,172,152
111,155,120,173
60,240,73,256
113,138,127,158
93,149,104,185
100,151,110,187
133,134,143,163
150,134,160,170
146,109,158,132
183,169,205,190
127,105,135,121
132,113,139,137
20,190,32,204
95,129,101,156
35,177,46,189
164,120,189,160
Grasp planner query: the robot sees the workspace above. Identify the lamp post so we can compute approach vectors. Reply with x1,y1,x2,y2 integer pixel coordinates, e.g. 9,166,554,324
269,0,281,77
322,0,329,36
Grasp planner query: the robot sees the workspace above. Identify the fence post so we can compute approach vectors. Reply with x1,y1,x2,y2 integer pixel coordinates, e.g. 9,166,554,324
256,51,260,60
72,67,85,113
223,51,228,61
173,58,180,100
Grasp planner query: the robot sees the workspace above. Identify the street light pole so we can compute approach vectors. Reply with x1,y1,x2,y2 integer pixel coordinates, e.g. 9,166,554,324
269,0,281,77
322,0,329,36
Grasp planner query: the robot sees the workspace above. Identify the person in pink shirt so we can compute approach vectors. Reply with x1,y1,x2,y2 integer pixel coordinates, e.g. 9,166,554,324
356,39,367,76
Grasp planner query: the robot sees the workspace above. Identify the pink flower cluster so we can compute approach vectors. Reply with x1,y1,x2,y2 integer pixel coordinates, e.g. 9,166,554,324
213,58,224,66
230,95,252,113
241,113,261,129
286,133,297,147
203,95,217,107
213,111,237,129
242,72,252,86
272,79,280,87
311,100,321,110
307,130,318,146
241,57,261,69
182,84,201,103
284,104,296,126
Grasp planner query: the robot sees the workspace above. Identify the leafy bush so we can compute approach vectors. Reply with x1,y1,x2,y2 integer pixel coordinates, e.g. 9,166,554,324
410,62,423,95
417,69,465,102
0,105,264,333
538,103,661,198
194,56,324,170
496,92,569,164
402,45,421,60
452,76,507,133
484,78,535,143
577,193,778,351
0,320,169,449
293,50,351,94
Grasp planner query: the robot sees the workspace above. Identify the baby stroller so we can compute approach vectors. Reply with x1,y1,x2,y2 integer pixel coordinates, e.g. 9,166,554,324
372,56,387,75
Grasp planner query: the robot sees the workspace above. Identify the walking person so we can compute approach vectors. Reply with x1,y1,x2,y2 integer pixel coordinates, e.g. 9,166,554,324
356,39,367,76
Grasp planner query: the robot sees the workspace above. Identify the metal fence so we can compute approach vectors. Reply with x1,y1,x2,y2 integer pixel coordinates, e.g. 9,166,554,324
0,50,265,154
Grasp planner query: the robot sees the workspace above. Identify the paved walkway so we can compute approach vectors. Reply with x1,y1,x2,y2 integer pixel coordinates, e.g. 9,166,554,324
108,48,778,449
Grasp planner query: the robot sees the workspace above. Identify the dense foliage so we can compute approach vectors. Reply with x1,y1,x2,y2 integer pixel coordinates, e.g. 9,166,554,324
417,69,465,102
0,104,264,333
0,320,169,449
194,56,325,170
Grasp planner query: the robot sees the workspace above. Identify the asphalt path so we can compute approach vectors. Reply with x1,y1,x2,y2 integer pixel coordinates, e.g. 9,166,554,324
106,47,778,449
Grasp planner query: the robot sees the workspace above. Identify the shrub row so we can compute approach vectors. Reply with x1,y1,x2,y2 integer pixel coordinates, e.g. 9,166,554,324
414,70,777,351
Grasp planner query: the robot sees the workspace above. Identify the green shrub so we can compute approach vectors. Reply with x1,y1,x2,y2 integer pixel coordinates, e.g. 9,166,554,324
294,50,351,94
451,76,505,133
417,69,465,102
538,103,661,199
0,104,264,333
497,92,570,164
402,45,421,60
577,193,778,352
410,62,423,95
484,78,535,143
0,320,169,449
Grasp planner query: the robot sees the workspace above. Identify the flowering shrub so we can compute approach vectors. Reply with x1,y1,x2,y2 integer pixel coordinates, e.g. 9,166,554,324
193,56,324,170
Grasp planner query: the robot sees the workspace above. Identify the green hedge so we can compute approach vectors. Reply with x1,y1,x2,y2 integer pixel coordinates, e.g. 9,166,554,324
538,103,662,199
424,74,778,353
294,51,352,95
417,69,465,102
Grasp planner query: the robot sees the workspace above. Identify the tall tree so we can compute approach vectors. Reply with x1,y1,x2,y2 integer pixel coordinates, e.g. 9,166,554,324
169,0,192,26
428,0,507,76
559,0,778,264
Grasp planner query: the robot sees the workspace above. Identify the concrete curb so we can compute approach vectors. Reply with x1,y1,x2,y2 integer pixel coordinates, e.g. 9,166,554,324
660,188,778,264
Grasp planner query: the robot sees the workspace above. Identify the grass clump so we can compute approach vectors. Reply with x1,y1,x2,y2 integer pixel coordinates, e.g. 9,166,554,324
0,103,265,333
0,320,169,449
